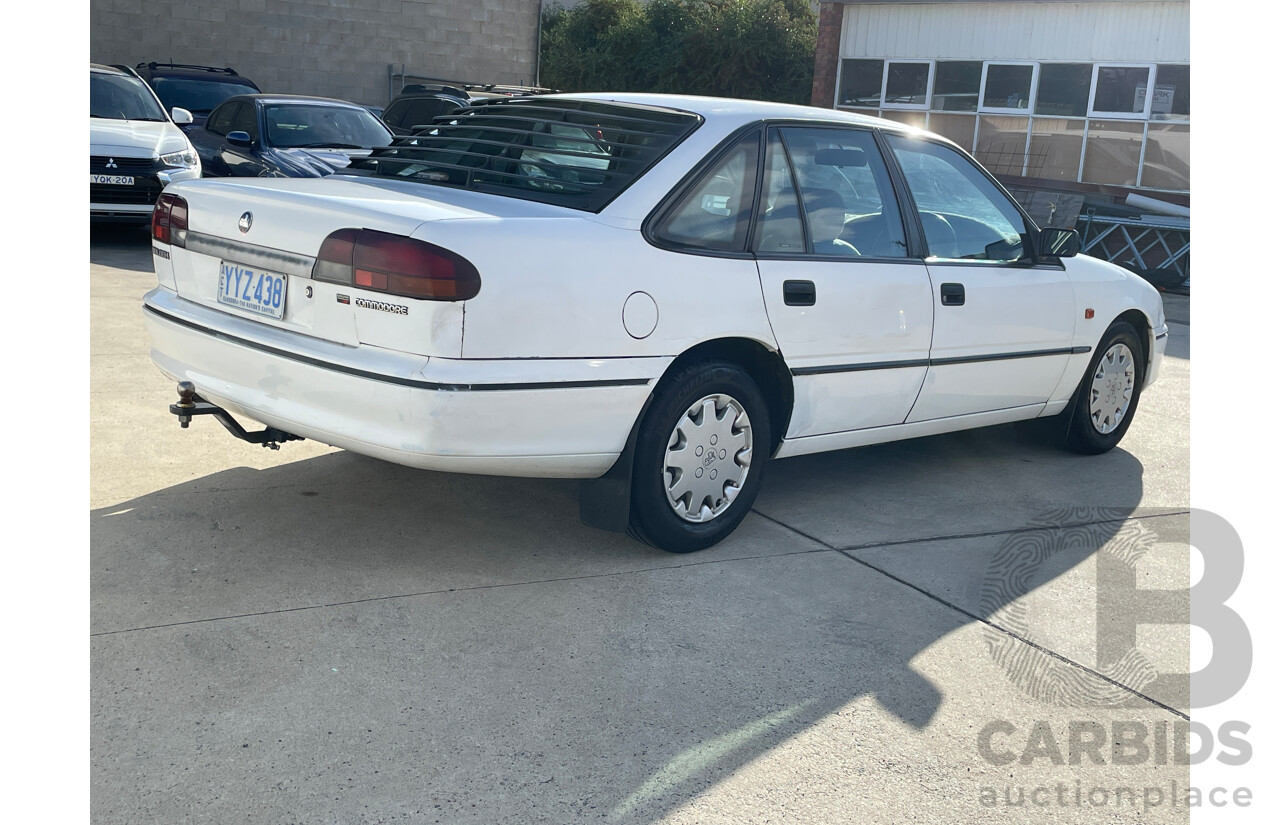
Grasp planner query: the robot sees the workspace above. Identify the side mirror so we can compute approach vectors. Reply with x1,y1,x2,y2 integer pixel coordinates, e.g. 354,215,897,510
227,130,254,148
171,107,194,125
1038,226,1081,258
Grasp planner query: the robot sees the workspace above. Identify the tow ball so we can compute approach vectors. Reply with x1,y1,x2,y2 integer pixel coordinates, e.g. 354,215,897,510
169,381,304,451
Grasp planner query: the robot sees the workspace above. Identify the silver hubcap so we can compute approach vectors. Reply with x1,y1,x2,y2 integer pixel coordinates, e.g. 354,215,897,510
663,394,753,523
1089,343,1136,435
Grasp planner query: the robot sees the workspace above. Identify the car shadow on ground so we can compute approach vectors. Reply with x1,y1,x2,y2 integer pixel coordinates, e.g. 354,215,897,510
90,222,153,272
91,419,1173,823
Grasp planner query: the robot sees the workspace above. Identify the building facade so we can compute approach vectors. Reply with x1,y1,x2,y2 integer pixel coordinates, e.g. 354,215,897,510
89,0,543,109
811,0,1190,208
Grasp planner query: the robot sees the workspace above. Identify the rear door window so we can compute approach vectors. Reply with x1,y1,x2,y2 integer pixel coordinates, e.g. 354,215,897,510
760,127,908,258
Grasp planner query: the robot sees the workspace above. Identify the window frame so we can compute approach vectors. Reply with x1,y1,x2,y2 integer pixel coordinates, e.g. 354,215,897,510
834,58,887,109
880,60,934,111
880,131,1057,268
1087,63,1156,120
977,61,1040,116
643,124,765,259
749,124,914,262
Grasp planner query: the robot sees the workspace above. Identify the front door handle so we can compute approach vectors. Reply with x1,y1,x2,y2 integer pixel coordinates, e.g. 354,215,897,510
783,280,816,306
940,282,965,306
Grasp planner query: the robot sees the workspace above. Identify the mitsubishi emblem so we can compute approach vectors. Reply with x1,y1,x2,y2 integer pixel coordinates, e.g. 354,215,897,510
238,212,253,234
106,158,118,169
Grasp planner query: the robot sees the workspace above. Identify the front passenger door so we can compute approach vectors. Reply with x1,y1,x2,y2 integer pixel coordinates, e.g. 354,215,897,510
884,135,1077,422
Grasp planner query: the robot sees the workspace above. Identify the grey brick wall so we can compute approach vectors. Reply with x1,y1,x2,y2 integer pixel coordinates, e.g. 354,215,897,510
90,0,543,107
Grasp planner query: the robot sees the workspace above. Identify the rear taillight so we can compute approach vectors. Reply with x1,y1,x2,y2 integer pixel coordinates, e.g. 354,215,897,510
311,228,480,301
152,193,189,247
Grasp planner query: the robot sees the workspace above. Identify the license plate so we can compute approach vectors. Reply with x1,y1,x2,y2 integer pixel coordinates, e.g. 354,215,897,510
217,262,287,320
90,174,135,185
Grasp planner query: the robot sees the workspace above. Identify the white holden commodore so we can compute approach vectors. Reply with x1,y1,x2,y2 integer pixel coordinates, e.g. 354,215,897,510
144,93,1167,552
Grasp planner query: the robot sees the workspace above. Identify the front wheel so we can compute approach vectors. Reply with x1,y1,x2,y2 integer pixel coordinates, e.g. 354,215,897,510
1065,321,1145,454
628,360,770,553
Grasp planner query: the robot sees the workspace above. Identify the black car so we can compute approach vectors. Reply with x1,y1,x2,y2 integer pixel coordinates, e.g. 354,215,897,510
134,63,260,128
380,84,470,136
381,80,557,136
187,94,396,178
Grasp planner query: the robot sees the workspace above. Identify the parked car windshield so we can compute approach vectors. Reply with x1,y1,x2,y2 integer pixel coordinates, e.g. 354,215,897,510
150,78,257,114
91,71,167,122
353,98,702,212
265,104,395,148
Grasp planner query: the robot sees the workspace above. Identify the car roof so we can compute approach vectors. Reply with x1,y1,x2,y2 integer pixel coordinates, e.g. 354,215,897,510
90,63,131,76
145,68,255,82
552,92,912,134
136,62,252,78
226,94,373,108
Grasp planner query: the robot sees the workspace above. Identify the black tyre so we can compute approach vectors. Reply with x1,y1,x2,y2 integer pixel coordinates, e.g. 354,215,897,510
628,360,771,553
1065,320,1145,455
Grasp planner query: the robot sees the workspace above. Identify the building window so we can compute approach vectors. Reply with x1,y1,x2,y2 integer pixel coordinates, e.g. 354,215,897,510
1083,120,1144,186
932,61,981,111
1141,124,1189,189
981,63,1035,112
927,113,977,152
839,59,884,107
829,56,1188,193
1090,65,1152,118
1149,65,1190,121
1029,119,1086,182
1035,63,1092,117
976,116,1030,176
883,61,931,108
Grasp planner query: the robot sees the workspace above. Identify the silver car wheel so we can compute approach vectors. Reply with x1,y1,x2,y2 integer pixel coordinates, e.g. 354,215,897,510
663,394,753,523
1089,342,1136,435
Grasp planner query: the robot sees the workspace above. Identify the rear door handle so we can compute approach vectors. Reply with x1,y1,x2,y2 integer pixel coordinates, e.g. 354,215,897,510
783,280,816,306
940,283,965,306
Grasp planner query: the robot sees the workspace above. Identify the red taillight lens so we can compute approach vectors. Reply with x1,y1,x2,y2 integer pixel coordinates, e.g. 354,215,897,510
152,193,189,247
311,228,480,301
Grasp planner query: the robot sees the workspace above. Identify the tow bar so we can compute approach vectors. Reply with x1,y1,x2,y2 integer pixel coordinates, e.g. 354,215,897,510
169,381,304,450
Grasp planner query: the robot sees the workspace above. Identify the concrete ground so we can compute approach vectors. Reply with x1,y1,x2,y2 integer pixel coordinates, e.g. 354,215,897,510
91,222,1192,824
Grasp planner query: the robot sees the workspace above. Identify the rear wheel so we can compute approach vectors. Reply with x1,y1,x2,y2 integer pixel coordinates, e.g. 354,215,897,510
1065,321,1145,454
628,360,770,553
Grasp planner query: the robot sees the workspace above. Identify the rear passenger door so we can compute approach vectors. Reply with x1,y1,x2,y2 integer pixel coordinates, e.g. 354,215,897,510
754,126,935,438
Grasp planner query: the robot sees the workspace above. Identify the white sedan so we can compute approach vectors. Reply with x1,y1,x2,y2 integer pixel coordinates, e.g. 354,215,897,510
143,93,1167,552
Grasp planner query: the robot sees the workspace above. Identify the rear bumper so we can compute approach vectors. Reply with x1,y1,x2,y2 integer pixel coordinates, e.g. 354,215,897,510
143,288,662,478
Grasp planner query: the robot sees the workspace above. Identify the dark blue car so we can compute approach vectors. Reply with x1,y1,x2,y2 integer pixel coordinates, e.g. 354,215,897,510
188,94,396,178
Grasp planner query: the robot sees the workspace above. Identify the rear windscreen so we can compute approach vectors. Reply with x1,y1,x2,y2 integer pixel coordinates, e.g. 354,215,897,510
349,98,703,212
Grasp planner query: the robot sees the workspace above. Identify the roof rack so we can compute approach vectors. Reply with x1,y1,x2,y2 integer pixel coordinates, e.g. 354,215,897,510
396,75,557,99
400,83,470,99
137,62,240,77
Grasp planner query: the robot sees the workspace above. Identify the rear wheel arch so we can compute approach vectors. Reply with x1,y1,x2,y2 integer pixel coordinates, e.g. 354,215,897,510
653,337,794,456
